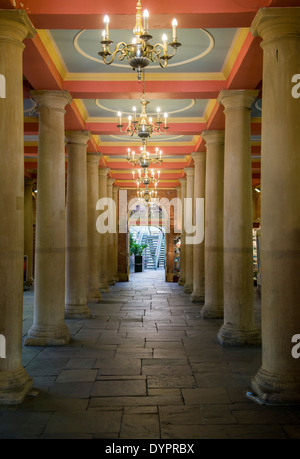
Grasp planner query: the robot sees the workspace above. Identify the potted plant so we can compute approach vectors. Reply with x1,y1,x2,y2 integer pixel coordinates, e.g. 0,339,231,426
129,234,148,272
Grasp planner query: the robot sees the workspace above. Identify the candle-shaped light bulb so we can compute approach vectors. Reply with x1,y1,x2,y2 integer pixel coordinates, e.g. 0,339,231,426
159,150,162,159
172,18,177,41
162,34,168,53
128,115,132,127
117,111,122,125
127,148,131,158
143,9,149,33
156,107,161,122
149,117,152,124
164,112,168,127
151,169,154,177
132,106,136,121
103,15,109,39
132,170,135,178
158,170,160,177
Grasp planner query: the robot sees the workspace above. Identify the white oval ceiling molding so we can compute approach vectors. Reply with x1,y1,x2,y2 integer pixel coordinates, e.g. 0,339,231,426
95,99,196,116
108,134,185,142
255,99,262,112
73,29,215,69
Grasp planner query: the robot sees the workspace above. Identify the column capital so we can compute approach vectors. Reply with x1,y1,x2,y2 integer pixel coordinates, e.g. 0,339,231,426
24,177,34,187
107,177,115,187
184,167,194,177
178,177,186,187
251,7,300,43
218,89,259,111
201,130,225,145
31,90,72,112
65,130,91,146
98,167,110,177
0,9,36,43
86,152,101,164
191,151,206,164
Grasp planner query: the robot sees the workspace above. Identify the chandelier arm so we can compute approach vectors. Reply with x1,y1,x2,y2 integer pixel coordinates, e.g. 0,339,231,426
101,42,128,65
151,44,173,68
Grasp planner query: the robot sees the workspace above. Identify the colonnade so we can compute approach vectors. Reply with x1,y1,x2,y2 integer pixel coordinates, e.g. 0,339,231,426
0,7,299,406
178,7,300,404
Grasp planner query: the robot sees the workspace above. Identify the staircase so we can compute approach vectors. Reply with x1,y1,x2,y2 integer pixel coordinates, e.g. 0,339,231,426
138,227,165,270
158,237,165,268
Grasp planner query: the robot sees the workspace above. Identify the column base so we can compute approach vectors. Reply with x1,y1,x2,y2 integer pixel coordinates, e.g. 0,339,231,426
0,367,33,405
25,277,34,287
87,288,102,303
217,324,261,346
183,283,193,293
201,304,224,319
249,367,300,405
99,282,110,293
191,291,205,303
24,324,71,346
65,304,91,319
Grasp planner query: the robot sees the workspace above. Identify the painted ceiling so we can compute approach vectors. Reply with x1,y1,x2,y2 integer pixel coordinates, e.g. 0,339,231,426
2,0,299,190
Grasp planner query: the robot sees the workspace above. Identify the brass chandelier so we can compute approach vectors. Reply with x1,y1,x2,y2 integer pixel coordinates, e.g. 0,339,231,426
98,0,181,81
117,94,168,139
137,183,158,204
132,167,160,187
127,141,163,168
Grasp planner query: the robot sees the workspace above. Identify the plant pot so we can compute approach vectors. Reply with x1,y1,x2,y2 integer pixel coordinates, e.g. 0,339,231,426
134,255,144,272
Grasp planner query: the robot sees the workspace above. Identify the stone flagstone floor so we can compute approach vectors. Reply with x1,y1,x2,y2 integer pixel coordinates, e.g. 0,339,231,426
0,268,300,439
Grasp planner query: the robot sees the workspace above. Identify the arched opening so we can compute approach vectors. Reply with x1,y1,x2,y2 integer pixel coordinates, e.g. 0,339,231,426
127,199,171,282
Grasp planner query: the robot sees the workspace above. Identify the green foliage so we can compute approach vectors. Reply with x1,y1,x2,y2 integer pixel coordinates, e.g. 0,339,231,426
129,233,148,256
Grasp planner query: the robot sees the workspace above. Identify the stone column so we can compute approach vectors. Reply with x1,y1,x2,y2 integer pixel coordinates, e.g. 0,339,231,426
86,152,102,303
107,177,115,285
178,178,186,286
217,89,260,346
65,131,91,319
25,90,72,346
24,178,34,286
0,9,35,404
249,8,300,403
201,131,225,319
112,185,120,282
98,167,110,292
183,167,194,293
191,152,206,303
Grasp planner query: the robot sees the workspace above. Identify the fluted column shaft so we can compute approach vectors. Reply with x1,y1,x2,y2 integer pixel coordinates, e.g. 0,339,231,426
191,152,206,303
98,168,110,292
65,130,91,319
25,90,72,346
250,8,300,403
0,9,35,404
201,131,225,319
183,168,194,293
217,89,260,346
87,152,101,302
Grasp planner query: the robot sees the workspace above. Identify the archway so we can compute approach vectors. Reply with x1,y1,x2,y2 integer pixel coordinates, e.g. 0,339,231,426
127,199,171,282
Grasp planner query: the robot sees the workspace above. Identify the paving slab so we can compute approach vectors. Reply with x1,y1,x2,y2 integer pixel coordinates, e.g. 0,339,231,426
0,269,298,439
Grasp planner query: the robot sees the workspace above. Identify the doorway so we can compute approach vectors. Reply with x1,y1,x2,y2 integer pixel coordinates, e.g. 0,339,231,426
128,201,168,281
